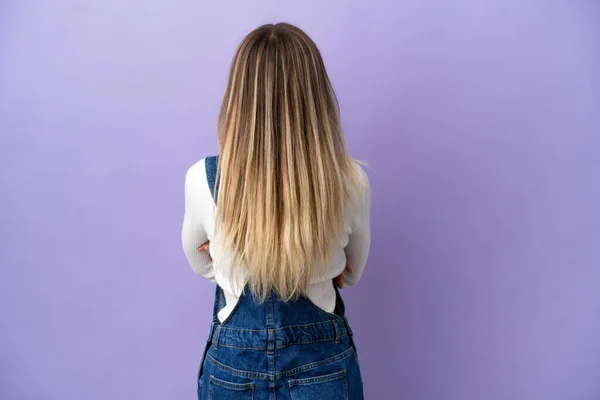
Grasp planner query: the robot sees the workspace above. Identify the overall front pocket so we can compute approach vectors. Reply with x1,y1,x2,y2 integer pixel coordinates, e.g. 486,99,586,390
288,369,348,400
209,375,254,400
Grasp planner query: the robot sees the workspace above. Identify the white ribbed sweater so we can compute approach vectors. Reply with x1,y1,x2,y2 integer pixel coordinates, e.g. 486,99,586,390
181,158,371,322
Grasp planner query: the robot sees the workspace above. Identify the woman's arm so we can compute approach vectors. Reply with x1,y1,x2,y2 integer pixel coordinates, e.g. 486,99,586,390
342,169,371,287
181,161,215,282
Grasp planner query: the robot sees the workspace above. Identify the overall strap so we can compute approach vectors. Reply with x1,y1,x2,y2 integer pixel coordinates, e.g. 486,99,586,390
205,155,220,203
205,155,223,336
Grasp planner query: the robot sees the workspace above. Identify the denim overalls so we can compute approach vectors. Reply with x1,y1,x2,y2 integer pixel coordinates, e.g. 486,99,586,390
197,156,364,400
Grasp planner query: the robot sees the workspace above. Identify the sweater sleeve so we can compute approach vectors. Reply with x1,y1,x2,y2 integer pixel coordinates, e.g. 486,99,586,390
181,161,215,281
342,167,371,287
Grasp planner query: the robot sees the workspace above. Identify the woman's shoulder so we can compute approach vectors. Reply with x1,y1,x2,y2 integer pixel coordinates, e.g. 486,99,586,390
184,156,219,193
350,159,369,182
349,159,371,198
186,157,206,179
185,156,218,178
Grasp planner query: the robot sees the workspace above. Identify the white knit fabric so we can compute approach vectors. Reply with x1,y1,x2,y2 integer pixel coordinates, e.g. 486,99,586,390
182,158,371,322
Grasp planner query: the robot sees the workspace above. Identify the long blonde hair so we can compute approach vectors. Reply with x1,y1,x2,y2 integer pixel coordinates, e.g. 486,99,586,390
215,23,365,301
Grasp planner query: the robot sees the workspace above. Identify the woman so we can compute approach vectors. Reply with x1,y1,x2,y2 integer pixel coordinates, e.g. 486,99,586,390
182,22,371,400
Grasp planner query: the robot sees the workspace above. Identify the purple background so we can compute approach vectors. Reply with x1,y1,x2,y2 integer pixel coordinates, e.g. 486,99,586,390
1,1,599,399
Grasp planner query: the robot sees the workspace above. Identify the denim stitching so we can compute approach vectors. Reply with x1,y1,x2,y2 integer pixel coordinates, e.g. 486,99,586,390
217,319,349,337
344,370,349,400
213,325,222,350
209,375,254,390
207,346,355,381
277,319,347,330
212,343,266,350
288,369,347,386
216,334,349,350
218,318,346,332
278,335,349,348
207,353,272,380
280,346,355,377
332,320,341,343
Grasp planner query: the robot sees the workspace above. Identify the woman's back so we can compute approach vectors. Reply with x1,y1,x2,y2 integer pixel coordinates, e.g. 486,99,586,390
182,155,370,322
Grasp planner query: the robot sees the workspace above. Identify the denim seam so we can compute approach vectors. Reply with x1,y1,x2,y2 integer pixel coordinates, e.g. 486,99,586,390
344,370,349,400
215,327,266,333
215,333,349,350
206,346,355,381
278,335,349,348
280,346,355,377
207,353,273,381
332,320,341,343
219,318,347,332
213,325,222,350
288,369,347,386
212,343,266,350
277,319,346,330
209,375,255,390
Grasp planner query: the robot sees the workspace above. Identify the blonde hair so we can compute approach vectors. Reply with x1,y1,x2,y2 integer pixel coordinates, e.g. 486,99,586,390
215,23,366,301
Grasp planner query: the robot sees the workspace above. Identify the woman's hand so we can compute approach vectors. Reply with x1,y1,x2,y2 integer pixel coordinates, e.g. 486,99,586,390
197,241,211,261
334,264,353,289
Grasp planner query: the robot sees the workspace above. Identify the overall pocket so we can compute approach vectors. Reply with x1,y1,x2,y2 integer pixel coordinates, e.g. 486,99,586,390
288,369,348,400
209,375,254,400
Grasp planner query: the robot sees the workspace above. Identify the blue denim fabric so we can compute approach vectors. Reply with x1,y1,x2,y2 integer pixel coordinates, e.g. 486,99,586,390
197,156,364,400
